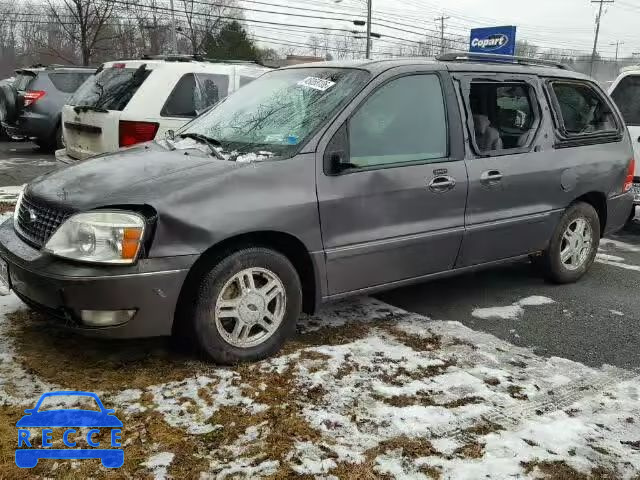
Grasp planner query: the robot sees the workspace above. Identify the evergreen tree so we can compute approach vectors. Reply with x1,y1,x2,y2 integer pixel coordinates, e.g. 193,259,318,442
205,21,258,61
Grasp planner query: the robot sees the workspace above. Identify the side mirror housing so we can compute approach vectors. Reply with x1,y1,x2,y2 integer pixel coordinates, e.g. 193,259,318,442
323,123,352,175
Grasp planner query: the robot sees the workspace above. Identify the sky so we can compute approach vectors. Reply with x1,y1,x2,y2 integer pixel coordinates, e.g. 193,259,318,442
240,0,640,59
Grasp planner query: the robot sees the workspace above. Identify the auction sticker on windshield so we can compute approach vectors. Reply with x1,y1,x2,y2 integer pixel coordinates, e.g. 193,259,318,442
297,77,336,92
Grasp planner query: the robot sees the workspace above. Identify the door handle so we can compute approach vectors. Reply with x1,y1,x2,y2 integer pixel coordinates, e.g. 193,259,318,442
428,175,456,193
480,170,503,185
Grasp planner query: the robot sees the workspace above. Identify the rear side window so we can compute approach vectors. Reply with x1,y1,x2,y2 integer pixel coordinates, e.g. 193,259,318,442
48,72,92,93
611,75,640,126
14,73,35,91
469,82,539,153
348,74,448,168
161,73,229,118
69,66,151,111
549,81,618,136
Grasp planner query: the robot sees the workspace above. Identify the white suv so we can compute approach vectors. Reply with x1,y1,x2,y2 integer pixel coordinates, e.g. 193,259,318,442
610,66,640,209
56,56,271,163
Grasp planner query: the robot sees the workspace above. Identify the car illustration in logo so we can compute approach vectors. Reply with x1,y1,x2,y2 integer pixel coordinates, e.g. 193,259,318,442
15,391,123,468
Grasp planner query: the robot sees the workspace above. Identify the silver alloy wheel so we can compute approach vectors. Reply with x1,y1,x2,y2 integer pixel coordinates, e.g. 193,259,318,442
560,217,593,271
214,267,286,348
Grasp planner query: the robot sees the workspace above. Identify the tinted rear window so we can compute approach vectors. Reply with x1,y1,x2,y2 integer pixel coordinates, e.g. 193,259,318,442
48,72,92,93
161,73,228,118
69,66,151,111
14,73,36,91
611,75,640,126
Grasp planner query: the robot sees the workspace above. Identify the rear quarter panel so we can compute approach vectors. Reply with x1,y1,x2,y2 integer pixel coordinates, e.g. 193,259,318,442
543,78,633,223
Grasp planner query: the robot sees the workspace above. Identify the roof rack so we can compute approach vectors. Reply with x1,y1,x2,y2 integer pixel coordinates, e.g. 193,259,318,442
140,54,258,65
17,64,93,71
436,52,573,71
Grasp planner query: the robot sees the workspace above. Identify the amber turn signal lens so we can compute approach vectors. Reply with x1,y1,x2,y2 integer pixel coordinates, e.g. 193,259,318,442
121,227,143,260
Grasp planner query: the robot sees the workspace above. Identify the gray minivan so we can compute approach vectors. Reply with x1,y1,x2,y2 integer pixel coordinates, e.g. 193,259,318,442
0,55,633,363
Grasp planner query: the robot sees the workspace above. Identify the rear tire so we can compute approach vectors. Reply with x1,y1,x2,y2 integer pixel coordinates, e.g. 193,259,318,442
36,125,62,153
189,247,302,364
540,202,600,284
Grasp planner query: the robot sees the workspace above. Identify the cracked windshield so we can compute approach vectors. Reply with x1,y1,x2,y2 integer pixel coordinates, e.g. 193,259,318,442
180,68,369,160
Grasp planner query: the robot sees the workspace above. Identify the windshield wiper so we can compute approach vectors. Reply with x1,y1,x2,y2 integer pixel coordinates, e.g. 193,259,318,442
178,133,226,160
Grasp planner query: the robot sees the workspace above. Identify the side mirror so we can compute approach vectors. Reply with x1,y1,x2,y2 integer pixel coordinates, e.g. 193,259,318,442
324,123,353,174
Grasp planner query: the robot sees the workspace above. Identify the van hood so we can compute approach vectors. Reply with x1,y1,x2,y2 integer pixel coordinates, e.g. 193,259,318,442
27,141,240,210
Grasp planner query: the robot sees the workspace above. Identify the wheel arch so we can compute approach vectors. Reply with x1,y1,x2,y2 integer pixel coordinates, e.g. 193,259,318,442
573,191,607,236
173,230,319,334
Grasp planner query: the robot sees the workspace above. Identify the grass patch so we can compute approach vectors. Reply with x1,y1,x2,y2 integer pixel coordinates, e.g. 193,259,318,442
328,436,439,480
463,420,504,436
205,364,322,473
521,460,619,479
507,385,529,400
382,326,442,352
420,464,443,479
454,441,484,459
288,322,373,351
0,203,15,214
374,392,483,410
6,310,210,391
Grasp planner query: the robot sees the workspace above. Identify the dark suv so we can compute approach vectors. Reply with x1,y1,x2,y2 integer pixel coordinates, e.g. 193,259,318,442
0,65,93,151
0,54,633,364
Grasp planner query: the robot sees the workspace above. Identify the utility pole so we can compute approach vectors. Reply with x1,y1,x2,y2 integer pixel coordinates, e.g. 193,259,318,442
590,0,614,76
435,14,450,55
169,0,179,54
365,0,372,59
610,40,623,62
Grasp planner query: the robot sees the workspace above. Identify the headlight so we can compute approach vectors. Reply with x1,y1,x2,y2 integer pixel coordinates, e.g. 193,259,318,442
44,211,145,264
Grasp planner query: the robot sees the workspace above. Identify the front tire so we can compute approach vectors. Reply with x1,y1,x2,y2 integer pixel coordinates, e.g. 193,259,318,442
540,202,600,284
191,247,302,364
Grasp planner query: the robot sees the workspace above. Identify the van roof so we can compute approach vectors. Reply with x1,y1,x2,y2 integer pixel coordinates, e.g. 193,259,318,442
282,56,592,81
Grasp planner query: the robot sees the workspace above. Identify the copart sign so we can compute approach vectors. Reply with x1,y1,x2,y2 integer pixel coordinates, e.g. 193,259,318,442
469,26,517,56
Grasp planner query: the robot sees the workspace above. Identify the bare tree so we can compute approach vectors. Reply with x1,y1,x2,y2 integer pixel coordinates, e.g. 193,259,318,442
515,40,539,58
47,0,115,65
177,0,238,55
307,35,322,57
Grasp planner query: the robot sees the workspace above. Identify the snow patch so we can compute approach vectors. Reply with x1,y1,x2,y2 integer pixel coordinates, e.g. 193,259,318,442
0,184,24,203
142,452,174,480
597,258,640,272
596,252,625,262
600,238,640,252
235,151,274,163
472,295,554,320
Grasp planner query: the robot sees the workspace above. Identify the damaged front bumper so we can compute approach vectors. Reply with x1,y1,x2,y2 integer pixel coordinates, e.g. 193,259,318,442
0,218,197,338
